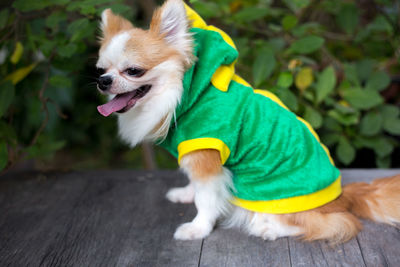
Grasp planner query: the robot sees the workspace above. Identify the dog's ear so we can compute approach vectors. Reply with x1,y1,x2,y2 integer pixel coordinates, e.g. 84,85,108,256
100,9,133,41
150,0,189,48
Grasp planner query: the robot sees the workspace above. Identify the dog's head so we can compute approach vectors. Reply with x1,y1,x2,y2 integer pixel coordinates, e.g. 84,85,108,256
96,0,193,145
96,0,193,116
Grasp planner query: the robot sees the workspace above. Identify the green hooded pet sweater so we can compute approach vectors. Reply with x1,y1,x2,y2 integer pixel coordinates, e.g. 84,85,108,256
159,5,341,214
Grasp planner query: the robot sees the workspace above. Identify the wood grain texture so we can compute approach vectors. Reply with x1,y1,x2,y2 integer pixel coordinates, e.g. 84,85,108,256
0,169,399,266
0,170,201,267
199,229,290,267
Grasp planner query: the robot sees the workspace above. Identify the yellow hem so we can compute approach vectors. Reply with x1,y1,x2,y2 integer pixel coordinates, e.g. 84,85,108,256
232,74,251,88
231,176,342,214
177,138,230,165
254,89,289,110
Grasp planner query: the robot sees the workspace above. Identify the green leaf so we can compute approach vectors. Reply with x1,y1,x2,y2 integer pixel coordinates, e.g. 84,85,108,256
289,35,324,54
45,11,67,31
327,109,359,126
282,15,298,31
316,66,336,103
343,64,360,87
291,22,322,38
321,133,340,146
383,117,400,135
366,71,390,91
360,111,382,136
252,47,276,87
191,1,221,19
336,3,359,34
304,106,323,129
336,137,355,165
380,104,400,118
233,7,269,22
373,138,393,158
342,88,384,110
334,102,356,114
274,88,298,112
367,15,393,34
67,18,94,42
0,82,15,118
49,75,72,88
0,141,7,170
57,43,78,58
356,59,374,83
277,72,293,88
283,0,311,12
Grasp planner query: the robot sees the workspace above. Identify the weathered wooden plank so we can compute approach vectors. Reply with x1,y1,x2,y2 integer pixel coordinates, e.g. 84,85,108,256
340,169,400,184
356,221,400,267
288,237,366,267
0,169,399,267
0,170,201,267
199,229,291,267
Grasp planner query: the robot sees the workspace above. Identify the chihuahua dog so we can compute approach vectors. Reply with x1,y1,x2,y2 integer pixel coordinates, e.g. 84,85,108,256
96,0,400,243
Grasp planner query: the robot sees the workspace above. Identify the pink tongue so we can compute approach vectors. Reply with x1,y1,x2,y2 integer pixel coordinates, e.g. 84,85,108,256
97,91,136,117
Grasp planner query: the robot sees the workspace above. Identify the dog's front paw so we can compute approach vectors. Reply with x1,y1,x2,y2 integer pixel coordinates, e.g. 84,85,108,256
166,186,194,204
173,222,212,240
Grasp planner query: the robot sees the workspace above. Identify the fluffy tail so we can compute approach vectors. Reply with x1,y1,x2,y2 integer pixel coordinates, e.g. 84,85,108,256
342,174,400,225
282,174,400,244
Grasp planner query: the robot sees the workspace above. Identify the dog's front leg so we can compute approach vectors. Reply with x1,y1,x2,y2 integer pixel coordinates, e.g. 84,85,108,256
173,149,233,240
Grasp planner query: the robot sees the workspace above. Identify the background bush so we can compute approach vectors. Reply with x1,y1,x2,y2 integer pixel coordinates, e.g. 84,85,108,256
0,0,399,173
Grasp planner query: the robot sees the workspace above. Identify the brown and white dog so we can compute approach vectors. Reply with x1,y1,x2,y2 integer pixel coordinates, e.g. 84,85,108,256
96,0,400,243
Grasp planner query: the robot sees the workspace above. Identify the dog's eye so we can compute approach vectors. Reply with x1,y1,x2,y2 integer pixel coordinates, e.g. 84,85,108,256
125,68,146,77
97,68,106,75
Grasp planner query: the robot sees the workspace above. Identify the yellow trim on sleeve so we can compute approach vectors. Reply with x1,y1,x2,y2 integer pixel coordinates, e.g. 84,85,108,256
232,74,251,88
231,176,342,214
254,89,289,110
177,138,231,165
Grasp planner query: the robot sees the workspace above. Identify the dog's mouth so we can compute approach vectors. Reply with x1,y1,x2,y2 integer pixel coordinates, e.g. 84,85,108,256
97,85,152,117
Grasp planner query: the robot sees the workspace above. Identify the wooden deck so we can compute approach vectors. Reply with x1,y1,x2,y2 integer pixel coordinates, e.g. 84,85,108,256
1,169,399,266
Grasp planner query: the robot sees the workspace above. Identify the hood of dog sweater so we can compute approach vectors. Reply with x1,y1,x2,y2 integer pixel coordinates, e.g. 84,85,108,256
175,27,239,119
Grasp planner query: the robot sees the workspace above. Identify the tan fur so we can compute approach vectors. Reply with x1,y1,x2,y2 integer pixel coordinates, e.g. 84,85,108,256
149,4,164,35
100,7,191,71
278,174,400,244
101,9,133,43
149,0,194,68
183,149,222,180
124,29,182,69
344,175,400,224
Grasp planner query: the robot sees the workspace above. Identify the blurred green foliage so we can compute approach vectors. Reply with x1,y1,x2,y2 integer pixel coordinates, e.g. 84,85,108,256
0,0,399,172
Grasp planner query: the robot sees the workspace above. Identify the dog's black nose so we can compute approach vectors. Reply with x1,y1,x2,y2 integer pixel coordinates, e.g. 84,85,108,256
97,75,113,91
